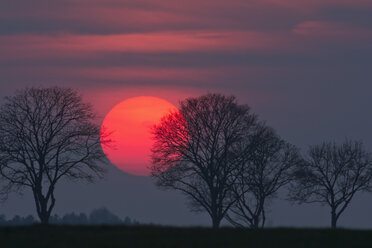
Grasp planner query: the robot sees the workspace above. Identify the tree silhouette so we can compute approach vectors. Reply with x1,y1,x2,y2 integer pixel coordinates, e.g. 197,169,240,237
0,214,6,226
151,93,260,228
289,140,372,228
227,125,301,228
89,207,123,225
50,208,137,225
0,208,137,225
0,87,107,224
61,212,89,225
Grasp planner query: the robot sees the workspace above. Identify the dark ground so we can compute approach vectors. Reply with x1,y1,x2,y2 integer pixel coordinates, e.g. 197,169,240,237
0,225,371,248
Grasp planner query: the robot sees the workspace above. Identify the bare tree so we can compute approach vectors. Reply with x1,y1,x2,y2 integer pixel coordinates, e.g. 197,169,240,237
226,125,300,228
0,87,107,224
151,93,260,228
289,140,372,228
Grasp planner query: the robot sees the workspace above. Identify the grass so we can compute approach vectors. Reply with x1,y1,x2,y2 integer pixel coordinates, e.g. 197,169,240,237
0,225,371,248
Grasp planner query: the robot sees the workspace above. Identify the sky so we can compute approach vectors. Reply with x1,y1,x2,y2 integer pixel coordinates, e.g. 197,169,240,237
1,0,372,227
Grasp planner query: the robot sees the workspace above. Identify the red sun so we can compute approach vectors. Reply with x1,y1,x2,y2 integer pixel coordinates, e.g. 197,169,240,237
101,96,178,176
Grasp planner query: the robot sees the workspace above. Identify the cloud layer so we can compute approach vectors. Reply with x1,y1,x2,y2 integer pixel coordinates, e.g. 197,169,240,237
1,0,371,132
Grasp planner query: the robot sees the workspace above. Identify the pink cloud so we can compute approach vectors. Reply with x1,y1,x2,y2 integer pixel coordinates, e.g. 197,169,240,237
0,30,288,61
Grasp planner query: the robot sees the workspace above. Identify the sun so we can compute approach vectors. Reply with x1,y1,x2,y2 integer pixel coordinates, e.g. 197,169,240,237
100,96,178,176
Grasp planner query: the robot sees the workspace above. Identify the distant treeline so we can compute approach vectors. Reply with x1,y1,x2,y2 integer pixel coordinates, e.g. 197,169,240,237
0,208,139,226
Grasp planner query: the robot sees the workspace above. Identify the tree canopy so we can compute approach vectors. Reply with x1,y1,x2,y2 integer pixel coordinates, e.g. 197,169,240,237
151,93,261,228
0,87,108,223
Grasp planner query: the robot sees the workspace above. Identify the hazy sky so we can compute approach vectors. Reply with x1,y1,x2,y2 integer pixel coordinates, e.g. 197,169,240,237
1,0,372,227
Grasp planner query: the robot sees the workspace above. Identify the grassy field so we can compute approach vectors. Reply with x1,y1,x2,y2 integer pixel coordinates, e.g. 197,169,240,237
0,225,371,248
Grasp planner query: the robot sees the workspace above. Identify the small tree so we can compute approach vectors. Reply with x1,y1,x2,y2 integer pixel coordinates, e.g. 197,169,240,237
227,126,301,228
151,93,260,228
290,140,372,228
0,87,107,224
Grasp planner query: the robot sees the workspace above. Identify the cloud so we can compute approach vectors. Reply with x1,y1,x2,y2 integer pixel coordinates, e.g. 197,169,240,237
1,0,372,112
0,30,288,63
292,21,372,38
1,0,371,38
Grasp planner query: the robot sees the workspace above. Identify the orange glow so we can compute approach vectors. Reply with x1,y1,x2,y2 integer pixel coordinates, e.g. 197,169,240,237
101,96,179,176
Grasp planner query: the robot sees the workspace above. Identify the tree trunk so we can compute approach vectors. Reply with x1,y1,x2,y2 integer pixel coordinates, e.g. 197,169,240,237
39,211,50,224
33,187,55,224
211,205,221,228
36,198,51,224
331,209,337,229
251,216,259,229
212,217,221,228
261,208,266,228
210,190,221,228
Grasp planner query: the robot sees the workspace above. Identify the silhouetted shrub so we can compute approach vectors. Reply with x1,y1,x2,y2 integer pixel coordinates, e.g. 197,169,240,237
0,208,138,226
89,208,122,225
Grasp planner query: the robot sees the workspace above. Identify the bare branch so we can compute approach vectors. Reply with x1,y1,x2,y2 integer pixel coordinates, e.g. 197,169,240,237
228,126,301,228
289,140,372,228
0,87,108,223
151,93,260,228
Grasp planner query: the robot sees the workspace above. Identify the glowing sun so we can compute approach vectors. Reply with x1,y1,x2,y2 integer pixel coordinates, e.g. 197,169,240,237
101,96,178,176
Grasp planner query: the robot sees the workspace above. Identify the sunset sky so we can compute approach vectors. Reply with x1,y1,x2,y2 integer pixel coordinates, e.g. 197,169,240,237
1,0,372,227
